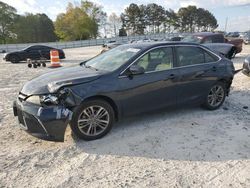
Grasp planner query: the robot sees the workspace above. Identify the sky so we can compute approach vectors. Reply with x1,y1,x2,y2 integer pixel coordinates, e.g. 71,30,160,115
2,0,250,32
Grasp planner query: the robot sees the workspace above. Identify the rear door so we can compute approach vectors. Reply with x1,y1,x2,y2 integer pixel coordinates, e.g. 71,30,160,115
40,46,51,59
175,45,222,105
118,46,181,116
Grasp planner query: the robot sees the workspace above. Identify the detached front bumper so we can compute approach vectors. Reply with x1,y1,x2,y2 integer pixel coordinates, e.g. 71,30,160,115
13,99,72,142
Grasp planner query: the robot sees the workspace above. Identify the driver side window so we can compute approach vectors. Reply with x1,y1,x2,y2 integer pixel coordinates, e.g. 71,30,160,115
136,47,173,72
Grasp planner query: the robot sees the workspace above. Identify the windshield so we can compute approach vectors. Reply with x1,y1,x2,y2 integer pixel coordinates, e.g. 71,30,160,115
84,45,141,72
182,35,202,43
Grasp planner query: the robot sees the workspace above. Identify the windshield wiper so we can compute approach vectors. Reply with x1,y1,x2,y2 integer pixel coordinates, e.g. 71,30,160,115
83,63,98,71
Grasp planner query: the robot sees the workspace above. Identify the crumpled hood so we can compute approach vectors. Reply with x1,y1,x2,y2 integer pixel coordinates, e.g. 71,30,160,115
21,65,102,95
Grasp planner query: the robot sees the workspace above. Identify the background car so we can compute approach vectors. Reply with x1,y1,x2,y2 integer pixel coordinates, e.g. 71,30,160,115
242,55,250,76
3,45,65,63
182,32,243,57
13,42,235,142
203,43,236,59
243,33,250,45
226,32,240,38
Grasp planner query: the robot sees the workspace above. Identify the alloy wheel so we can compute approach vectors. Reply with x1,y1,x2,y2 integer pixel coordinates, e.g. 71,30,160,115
207,85,225,107
77,105,110,136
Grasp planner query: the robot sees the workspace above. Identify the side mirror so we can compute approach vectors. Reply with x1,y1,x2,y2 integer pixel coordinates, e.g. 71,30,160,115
129,65,145,75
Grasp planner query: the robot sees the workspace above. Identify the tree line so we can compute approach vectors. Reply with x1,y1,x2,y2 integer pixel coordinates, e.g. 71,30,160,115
121,3,218,35
0,0,218,44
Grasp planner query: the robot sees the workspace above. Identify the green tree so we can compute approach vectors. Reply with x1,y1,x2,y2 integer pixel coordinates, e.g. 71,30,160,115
81,0,105,37
145,3,165,33
177,6,218,32
55,3,97,41
13,13,57,43
0,1,17,44
123,3,145,35
119,27,127,36
164,9,179,33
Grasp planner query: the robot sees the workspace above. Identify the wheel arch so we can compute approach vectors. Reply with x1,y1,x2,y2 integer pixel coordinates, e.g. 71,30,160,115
217,78,233,95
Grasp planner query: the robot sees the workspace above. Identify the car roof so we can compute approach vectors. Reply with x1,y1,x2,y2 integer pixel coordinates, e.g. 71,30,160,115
121,41,201,50
192,32,222,37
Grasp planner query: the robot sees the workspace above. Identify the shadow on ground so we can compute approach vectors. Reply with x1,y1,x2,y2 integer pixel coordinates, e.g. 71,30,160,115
70,97,250,162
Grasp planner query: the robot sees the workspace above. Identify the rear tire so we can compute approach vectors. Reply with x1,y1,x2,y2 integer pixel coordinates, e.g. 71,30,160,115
70,100,115,141
203,82,226,110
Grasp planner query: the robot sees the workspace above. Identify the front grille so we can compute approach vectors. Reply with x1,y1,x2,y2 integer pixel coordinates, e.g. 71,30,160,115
18,92,28,102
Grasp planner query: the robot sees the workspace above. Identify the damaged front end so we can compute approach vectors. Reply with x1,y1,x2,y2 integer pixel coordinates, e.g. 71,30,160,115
13,89,79,142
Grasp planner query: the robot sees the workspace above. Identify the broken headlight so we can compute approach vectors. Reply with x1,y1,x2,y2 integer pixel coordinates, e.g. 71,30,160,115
26,95,59,105
26,96,41,105
40,95,59,105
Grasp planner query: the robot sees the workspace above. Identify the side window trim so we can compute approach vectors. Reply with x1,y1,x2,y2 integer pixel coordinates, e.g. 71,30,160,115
119,44,222,77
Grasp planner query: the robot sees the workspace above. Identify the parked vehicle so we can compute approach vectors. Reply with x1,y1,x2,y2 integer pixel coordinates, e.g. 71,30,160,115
203,43,236,59
3,45,65,63
242,55,250,76
226,32,240,38
182,32,243,57
101,41,128,53
13,42,235,142
243,33,250,45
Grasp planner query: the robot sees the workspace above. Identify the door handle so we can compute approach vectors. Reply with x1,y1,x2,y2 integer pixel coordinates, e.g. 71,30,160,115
165,74,175,80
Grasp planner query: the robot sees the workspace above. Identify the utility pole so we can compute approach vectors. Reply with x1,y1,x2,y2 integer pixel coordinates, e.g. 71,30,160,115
224,17,228,33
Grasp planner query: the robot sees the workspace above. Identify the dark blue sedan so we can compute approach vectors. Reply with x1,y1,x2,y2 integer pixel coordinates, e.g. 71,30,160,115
13,42,235,141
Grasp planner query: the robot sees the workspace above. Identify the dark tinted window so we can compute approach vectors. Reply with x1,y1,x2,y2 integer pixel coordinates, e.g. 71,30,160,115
136,47,173,72
27,46,41,50
203,37,212,44
204,51,219,63
176,46,205,66
212,34,224,43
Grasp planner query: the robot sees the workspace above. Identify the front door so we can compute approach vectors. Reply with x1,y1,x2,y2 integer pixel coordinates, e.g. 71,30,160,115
117,47,181,116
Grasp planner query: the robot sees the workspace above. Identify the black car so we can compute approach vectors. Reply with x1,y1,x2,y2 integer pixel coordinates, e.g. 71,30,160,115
13,42,235,142
3,45,65,63
242,55,250,76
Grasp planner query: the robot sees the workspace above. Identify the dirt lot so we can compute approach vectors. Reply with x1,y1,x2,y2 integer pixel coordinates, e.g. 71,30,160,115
0,45,250,188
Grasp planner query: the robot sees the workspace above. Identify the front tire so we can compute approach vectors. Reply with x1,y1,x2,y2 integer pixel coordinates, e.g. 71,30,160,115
203,82,226,110
9,55,19,63
70,100,115,141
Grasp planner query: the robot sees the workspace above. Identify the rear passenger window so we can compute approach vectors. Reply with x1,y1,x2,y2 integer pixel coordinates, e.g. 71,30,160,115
176,46,205,66
204,51,219,63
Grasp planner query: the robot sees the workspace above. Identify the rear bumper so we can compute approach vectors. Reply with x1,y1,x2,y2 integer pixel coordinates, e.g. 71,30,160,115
13,99,72,142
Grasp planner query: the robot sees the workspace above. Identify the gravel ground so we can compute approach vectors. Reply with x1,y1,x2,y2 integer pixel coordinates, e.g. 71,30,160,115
0,45,250,188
